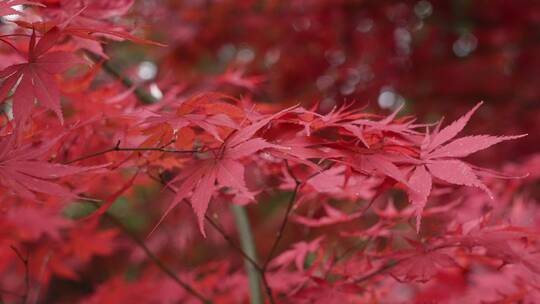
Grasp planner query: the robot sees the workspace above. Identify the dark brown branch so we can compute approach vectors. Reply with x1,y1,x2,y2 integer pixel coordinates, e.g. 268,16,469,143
84,51,158,105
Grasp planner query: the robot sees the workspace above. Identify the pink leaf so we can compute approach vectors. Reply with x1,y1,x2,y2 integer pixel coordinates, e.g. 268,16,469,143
364,155,408,185
0,133,107,200
216,159,254,200
429,134,527,159
226,138,284,159
191,170,217,237
426,102,482,152
392,250,458,283
0,27,84,124
408,165,432,232
426,159,492,198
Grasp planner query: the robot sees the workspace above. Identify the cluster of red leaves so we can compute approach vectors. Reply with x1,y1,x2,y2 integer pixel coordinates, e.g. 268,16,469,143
0,1,538,303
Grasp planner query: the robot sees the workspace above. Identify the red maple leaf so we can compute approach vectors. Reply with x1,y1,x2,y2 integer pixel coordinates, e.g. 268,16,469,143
0,132,105,200
0,27,83,124
408,102,526,231
153,106,296,236
391,249,459,283
7,207,71,241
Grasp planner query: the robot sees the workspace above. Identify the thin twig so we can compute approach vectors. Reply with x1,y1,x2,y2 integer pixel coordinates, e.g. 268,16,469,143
352,259,402,284
10,245,30,304
204,213,263,273
263,160,301,270
205,207,276,304
324,237,373,279
32,252,51,304
148,173,276,303
253,161,302,304
64,140,198,164
149,173,264,272
94,204,212,304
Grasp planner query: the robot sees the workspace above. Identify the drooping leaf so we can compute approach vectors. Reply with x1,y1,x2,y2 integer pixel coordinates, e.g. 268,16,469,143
0,132,106,200
408,165,432,232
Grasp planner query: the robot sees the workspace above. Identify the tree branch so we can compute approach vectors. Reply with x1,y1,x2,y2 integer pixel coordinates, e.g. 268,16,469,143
96,205,212,304
84,51,158,105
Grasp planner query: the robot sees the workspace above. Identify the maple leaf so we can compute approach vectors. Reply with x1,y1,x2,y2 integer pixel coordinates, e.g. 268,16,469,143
142,92,240,144
7,207,71,241
456,219,539,271
0,132,105,200
0,27,84,124
390,249,459,283
153,106,296,237
408,102,526,232
302,165,377,198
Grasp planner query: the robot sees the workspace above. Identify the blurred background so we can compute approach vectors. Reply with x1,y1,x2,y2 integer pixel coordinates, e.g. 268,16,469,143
122,0,539,160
